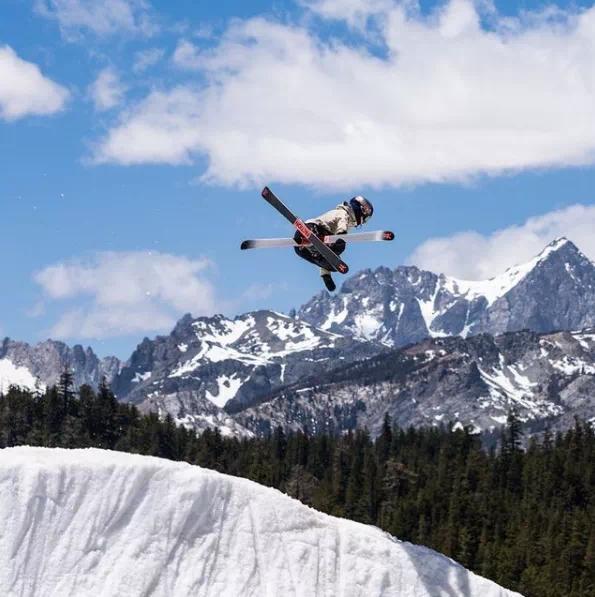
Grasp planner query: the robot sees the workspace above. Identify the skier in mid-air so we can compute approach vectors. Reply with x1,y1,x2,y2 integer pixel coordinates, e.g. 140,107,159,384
242,188,390,292
293,196,374,291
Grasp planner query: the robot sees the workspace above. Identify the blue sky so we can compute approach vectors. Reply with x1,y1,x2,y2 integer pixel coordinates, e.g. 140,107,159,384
1,0,595,358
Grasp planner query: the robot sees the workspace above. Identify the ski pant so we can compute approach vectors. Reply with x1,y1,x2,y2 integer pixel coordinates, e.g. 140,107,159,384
293,223,346,275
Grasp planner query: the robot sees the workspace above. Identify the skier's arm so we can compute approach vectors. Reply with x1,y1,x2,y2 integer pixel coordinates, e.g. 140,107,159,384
333,214,349,235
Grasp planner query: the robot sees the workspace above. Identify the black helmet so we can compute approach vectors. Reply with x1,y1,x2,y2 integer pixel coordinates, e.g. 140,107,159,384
349,195,373,226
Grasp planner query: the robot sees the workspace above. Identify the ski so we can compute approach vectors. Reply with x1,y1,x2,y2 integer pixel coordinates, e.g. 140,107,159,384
261,186,350,274
241,230,394,250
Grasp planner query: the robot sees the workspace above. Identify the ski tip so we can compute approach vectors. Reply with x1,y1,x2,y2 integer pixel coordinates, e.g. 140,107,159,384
383,231,395,241
337,262,349,274
261,186,271,198
240,240,250,250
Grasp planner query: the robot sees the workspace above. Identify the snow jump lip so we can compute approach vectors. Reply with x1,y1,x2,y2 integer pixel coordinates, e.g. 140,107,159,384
0,447,524,597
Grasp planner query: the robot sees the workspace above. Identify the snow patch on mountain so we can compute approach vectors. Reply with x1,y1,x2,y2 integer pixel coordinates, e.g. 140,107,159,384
205,374,244,408
449,238,573,307
0,339,120,394
0,447,521,597
0,359,42,393
176,412,252,438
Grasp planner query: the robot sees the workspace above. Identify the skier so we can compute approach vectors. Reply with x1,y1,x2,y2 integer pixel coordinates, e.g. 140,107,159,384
293,196,374,292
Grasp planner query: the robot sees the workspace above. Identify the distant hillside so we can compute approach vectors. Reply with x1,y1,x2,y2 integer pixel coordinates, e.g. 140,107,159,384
234,328,595,438
0,337,120,394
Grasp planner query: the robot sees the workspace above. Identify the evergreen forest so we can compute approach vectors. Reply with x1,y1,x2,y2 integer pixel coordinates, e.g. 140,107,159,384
0,376,593,597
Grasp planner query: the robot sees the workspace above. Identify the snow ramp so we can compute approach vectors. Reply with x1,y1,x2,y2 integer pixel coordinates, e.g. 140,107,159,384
0,447,522,597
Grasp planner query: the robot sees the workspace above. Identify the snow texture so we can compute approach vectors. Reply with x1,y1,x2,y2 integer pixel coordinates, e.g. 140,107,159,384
0,359,42,393
0,447,521,597
447,238,571,307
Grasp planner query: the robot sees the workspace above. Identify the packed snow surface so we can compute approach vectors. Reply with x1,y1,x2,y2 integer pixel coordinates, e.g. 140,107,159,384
0,447,522,597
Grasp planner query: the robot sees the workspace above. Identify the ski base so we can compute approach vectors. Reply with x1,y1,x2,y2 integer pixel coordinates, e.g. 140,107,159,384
241,230,394,250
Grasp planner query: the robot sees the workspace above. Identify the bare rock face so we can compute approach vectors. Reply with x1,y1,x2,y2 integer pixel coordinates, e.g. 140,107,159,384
297,238,595,346
233,329,595,439
110,310,384,431
0,338,120,392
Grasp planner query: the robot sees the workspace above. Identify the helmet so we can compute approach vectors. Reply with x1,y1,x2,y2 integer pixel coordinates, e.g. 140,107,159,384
349,195,373,226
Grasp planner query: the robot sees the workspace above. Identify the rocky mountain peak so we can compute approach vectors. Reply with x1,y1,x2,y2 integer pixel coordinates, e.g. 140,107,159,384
111,309,383,434
0,338,120,393
298,238,595,347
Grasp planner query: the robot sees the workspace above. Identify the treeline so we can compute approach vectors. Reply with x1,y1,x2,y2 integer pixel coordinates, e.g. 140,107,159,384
0,376,593,597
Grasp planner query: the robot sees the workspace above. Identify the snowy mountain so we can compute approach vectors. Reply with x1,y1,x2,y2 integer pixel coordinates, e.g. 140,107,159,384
111,310,382,434
0,337,120,394
298,238,595,347
0,446,521,597
233,328,595,438
2,238,594,440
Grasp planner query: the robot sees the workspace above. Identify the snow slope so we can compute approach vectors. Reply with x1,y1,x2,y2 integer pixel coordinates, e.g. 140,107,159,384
0,447,521,597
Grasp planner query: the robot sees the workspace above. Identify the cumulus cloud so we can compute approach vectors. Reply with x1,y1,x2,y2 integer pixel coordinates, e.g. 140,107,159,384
408,204,595,279
0,46,69,121
93,0,595,188
34,0,155,38
88,68,125,111
94,87,202,165
34,251,217,339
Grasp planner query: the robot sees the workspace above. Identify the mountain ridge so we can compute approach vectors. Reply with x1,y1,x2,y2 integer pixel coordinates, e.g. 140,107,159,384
233,327,595,438
0,337,120,393
298,237,595,346
1,238,594,439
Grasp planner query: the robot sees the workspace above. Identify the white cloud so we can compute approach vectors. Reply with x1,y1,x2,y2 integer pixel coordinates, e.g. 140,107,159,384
34,251,217,338
34,0,155,38
94,87,202,165
93,1,595,189
300,0,393,28
408,203,595,279
88,68,125,111
0,46,69,121
133,47,165,72
172,40,201,70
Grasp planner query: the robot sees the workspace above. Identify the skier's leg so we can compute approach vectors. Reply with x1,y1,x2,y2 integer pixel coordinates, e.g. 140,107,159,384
320,268,336,291
293,225,343,290
294,223,334,268
328,238,346,255
294,246,326,267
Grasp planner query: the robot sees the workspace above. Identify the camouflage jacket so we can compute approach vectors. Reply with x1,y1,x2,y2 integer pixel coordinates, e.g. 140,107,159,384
306,202,358,235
